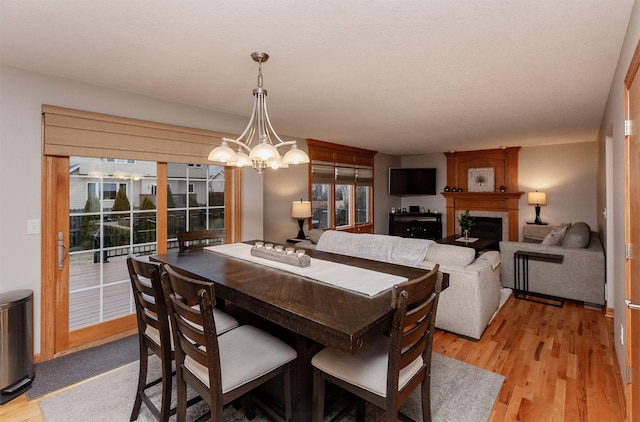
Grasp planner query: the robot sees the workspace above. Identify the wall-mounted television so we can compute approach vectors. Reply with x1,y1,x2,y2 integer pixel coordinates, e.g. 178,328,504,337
388,168,437,196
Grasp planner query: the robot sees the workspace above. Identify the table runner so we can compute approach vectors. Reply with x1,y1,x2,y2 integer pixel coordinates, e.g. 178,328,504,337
204,243,408,296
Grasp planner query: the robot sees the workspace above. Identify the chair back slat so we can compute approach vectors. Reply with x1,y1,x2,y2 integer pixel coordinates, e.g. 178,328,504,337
161,265,223,397
177,228,227,252
312,264,443,422
127,257,171,347
387,265,442,403
127,255,177,421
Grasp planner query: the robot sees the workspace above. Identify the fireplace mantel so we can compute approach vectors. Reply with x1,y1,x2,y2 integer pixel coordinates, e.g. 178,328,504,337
442,191,524,241
441,191,524,201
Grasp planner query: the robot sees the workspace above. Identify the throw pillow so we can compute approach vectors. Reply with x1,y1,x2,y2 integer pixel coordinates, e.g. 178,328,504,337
308,229,324,244
561,222,591,248
541,226,567,246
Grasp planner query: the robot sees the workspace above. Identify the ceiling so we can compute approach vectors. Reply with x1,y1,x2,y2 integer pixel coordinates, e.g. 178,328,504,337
0,1,634,155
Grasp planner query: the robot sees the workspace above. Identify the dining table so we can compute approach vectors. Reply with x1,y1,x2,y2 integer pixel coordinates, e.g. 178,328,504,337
151,241,444,421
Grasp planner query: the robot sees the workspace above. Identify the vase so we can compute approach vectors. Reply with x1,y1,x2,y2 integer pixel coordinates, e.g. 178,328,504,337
463,229,470,241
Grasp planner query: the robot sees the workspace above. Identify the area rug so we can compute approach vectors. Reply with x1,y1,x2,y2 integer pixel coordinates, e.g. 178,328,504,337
39,353,504,422
27,334,139,400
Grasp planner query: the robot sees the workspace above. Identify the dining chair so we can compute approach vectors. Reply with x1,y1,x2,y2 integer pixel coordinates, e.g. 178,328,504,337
177,228,227,252
311,265,443,422
161,264,298,422
127,256,239,422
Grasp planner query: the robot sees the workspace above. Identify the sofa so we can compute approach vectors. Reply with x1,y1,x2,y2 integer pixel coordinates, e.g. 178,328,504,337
499,222,605,306
296,230,502,340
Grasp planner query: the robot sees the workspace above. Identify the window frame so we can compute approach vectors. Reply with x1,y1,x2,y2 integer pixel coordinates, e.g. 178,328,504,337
307,139,376,233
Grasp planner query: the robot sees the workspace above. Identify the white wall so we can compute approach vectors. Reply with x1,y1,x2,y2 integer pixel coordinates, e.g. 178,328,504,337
0,66,260,354
241,168,266,241
374,153,402,234
262,140,310,243
597,0,640,383
518,142,597,229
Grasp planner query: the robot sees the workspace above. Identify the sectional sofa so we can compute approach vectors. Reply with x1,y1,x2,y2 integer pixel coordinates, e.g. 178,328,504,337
296,230,502,340
499,222,605,306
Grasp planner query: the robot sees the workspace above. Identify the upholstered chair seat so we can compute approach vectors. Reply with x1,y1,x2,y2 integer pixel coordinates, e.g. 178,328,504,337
311,335,424,397
184,325,297,394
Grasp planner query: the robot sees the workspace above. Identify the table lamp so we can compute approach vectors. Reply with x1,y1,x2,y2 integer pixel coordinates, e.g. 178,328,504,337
528,191,547,224
291,199,312,239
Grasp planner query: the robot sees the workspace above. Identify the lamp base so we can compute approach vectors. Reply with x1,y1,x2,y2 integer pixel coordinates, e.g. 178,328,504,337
534,205,542,224
296,218,306,239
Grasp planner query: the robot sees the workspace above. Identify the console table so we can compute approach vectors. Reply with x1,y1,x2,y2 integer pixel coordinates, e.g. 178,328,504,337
388,212,442,240
514,250,564,307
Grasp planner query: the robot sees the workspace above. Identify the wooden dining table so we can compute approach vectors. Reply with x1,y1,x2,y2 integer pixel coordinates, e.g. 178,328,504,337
151,241,441,420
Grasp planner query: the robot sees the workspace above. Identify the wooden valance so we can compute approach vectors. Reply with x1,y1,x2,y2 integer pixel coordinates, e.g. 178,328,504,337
306,138,376,166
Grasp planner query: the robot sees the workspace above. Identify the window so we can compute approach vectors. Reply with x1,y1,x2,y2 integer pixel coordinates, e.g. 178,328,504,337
307,139,375,232
167,163,226,251
86,182,127,201
105,158,135,164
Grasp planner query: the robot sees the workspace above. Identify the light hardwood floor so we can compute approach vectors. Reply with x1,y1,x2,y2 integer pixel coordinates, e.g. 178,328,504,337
0,293,626,421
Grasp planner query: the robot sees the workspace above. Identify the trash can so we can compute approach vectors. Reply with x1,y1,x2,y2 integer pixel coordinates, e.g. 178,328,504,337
0,289,34,404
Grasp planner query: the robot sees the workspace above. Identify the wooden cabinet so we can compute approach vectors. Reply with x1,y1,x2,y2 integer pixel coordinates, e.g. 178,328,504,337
388,213,442,240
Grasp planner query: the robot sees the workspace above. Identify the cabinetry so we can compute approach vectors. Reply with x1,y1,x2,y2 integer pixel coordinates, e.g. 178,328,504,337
388,212,442,240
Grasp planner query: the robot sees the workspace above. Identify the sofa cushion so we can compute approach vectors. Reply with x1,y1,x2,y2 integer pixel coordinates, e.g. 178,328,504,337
315,231,432,267
425,243,475,267
561,222,591,248
541,226,567,246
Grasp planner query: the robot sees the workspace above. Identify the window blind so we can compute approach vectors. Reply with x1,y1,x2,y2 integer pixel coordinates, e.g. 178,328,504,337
42,105,233,165
311,161,335,184
335,165,356,184
356,167,373,185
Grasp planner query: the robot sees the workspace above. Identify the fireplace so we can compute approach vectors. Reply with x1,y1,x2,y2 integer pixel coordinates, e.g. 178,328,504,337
455,209,509,240
442,147,524,241
469,217,503,240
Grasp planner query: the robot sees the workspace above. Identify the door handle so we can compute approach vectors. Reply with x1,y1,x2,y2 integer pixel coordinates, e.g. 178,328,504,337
626,299,640,311
58,232,67,270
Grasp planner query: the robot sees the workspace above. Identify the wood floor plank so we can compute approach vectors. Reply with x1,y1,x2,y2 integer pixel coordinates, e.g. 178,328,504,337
1,292,627,421
433,293,625,421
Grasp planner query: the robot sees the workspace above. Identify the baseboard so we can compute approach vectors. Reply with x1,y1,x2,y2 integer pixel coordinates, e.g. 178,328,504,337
605,307,615,318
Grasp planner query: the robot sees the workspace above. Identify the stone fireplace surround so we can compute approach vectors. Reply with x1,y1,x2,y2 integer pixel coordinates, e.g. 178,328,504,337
442,148,524,241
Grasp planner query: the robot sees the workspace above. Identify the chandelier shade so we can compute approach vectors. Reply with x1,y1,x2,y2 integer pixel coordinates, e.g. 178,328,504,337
208,52,309,173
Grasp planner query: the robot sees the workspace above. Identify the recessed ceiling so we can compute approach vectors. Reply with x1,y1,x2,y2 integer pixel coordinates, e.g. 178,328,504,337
0,1,634,155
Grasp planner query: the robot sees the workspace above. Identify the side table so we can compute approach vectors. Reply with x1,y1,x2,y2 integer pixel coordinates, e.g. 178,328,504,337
514,250,564,307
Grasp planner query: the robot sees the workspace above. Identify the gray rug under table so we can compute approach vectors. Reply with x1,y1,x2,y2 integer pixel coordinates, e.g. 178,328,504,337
39,353,504,422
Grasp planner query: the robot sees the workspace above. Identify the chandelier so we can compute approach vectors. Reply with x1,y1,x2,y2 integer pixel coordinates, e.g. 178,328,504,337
208,52,309,173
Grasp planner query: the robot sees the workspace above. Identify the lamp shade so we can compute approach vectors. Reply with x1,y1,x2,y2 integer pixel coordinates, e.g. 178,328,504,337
528,191,547,205
292,201,312,218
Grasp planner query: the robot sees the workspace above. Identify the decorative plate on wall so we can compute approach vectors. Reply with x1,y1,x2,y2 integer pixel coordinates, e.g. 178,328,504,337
468,167,495,192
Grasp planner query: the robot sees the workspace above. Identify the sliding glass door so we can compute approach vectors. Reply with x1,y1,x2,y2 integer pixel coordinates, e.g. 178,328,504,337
68,157,157,332
44,156,229,356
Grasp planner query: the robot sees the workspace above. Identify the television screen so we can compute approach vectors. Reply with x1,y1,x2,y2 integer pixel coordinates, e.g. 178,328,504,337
388,168,437,196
